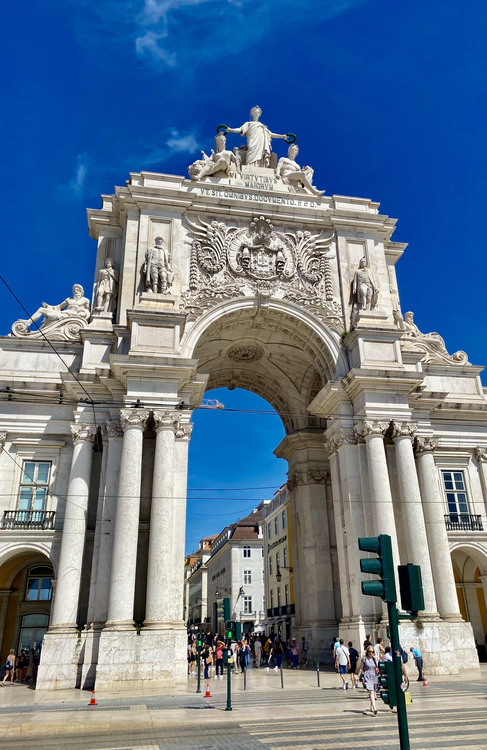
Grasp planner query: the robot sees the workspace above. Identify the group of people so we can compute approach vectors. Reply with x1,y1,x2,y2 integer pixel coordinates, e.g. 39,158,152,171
1,648,37,686
333,634,424,715
187,632,309,678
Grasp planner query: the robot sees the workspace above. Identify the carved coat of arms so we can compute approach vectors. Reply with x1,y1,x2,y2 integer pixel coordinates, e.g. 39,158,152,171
180,215,343,331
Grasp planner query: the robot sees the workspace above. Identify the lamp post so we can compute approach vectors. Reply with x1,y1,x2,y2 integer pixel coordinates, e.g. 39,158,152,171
275,563,293,582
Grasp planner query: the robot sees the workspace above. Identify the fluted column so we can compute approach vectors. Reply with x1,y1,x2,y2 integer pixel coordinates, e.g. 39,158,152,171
49,423,95,631
105,409,149,629
415,437,463,621
144,410,179,627
355,420,401,589
391,422,439,617
171,422,193,622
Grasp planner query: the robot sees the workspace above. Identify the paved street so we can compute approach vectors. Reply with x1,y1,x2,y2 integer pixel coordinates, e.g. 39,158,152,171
0,666,485,749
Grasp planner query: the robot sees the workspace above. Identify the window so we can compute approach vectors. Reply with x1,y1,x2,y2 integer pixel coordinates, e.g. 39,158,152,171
442,471,469,516
243,596,253,614
262,569,265,582
274,517,279,535
282,510,286,530
277,587,281,607
270,589,274,608
267,522,271,540
269,555,273,575
25,565,53,601
285,583,289,605
18,613,49,657
244,570,251,585
243,546,251,558
18,461,51,516
283,547,288,569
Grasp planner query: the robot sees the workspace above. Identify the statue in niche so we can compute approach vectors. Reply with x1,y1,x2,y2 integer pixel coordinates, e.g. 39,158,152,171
94,258,119,313
275,144,325,197
11,284,90,340
188,133,239,181
143,237,174,294
352,257,379,311
224,106,287,167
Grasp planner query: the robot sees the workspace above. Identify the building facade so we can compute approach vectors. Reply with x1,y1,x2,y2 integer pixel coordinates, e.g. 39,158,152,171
0,107,486,689
262,486,296,640
185,535,215,629
206,508,266,636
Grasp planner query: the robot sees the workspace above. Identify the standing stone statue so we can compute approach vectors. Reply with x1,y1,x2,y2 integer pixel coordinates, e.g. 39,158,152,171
188,133,239,181
225,106,287,167
352,258,379,311
94,258,119,313
275,144,324,197
143,237,174,294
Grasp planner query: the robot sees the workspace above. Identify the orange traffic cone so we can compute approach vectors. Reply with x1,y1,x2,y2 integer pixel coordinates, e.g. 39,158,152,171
205,682,211,697
89,690,97,705
422,675,429,687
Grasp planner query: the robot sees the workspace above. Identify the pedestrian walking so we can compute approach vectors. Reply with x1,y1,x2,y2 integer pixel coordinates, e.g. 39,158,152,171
301,636,309,667
410,646,424,680
335,639,351,690
357,645,380,714
254,636,262,667
265,641,274,671
203,645,212,679
16,650,26,682
2,650,16,686
291,639,299,669
347,642,359,687
374,637,385,660
215,639,225,679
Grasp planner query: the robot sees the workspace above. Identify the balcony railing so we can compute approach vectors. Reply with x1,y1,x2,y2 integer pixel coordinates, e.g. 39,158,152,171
266,604,296,618
445,513,483,531
1,510,56,530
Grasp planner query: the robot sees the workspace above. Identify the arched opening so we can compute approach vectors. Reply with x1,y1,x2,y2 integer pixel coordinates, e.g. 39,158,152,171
0,551,54,670
452,546,487,661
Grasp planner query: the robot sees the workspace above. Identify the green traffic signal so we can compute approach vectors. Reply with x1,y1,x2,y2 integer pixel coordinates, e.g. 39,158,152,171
398,564,424,613
378,660,398,708
196,632,203,648
226,620,236,640
359,534,397,603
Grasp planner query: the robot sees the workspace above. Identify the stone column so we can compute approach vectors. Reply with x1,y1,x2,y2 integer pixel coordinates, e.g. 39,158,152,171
144,410,179,627
49,423,95,631
0,590,12,651
105,409,150,629
355,420,401,589
480,577,487,620
390,422,439,617
171,422,193,622
415,438,463,621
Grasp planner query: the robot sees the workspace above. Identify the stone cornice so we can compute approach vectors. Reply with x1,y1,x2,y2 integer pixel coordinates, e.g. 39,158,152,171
274,431,328,461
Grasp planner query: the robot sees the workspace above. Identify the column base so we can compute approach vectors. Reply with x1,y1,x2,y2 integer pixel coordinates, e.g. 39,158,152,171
293,621,338,665
80,624,103,690
103,619,137,631
142,618,186,631
440,612,465,623
397,619,480,675
96,627,187,690
36,630,83,690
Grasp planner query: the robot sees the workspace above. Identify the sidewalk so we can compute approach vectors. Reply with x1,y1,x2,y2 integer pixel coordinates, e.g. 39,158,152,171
0,663,485,740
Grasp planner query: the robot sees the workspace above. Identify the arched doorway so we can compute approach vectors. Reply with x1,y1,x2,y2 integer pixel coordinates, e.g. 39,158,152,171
0,551,54,671
452,546,487,661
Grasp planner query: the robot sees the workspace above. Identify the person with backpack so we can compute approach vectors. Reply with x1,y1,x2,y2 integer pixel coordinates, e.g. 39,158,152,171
335,639,351,690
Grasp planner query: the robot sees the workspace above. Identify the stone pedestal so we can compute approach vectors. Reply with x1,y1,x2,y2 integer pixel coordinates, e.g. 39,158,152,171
397,620,480,675
95,627,187,690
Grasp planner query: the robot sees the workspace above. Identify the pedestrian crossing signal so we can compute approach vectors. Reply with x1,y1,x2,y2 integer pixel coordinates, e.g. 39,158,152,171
226,621,236,640
196,632,203,648
378,660,398,708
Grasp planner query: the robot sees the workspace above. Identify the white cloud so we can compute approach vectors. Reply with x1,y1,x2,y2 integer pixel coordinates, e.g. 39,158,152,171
68,153,90,197
135,30,176,65
166,130,199,153
137,129,200,169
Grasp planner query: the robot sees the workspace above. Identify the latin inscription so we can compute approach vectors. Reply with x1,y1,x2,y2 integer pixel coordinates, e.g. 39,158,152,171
198,187,319,208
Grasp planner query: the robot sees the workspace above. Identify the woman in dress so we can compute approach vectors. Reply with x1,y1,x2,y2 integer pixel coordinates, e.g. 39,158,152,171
357,645,380,715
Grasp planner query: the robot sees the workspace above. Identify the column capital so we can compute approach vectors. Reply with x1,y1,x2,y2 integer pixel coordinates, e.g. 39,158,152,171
324,429,357,455
475,447,487,463
414,436,439,455
390,421,417,440
120,409,150,432
152,409,180,432
107,420,123,438
70,423,96,444
354,420,389,440
287,469,328,491
175,423,193,441
0,432,6,452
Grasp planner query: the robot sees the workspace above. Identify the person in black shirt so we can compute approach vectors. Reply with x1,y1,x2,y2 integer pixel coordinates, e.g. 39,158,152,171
347,641,359,688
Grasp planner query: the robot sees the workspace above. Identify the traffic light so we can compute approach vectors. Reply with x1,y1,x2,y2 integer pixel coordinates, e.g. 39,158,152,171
398,564,424,614
358,534,397,603
378,661,398,708
196,632,203,648
226,621,236,640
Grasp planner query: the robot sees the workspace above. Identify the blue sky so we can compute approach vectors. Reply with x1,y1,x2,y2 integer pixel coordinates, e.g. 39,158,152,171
1,1,486,552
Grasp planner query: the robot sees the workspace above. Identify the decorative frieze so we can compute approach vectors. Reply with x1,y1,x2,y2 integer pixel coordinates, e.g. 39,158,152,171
287,470,328,491
70,424,96,444
414,436,439,455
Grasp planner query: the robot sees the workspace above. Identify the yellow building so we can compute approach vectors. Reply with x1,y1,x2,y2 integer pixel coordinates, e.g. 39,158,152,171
263,485,294,641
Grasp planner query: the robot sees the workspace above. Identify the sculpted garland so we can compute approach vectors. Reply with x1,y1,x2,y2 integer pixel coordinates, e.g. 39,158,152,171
180,215,343,331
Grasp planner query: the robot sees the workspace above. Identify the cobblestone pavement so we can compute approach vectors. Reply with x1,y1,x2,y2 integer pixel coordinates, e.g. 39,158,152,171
0,668,485,749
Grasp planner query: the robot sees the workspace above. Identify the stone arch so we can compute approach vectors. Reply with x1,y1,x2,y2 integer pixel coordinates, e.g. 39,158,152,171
0,544,58,578
450,542,487,577
183,298,348,433
451,543,487,647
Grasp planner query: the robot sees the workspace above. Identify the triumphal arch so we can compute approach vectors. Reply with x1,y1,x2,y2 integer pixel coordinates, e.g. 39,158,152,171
1,107,486,690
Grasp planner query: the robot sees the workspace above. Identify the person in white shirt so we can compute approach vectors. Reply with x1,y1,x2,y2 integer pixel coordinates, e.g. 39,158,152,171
374,637,385,660
335,639,351,690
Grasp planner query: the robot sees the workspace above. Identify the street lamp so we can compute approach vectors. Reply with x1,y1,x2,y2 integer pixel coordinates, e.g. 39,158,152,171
275,562,293,582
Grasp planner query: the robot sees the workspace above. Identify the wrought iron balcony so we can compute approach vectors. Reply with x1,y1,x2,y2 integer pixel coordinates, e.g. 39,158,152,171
445,513,483,531
1,510,55,530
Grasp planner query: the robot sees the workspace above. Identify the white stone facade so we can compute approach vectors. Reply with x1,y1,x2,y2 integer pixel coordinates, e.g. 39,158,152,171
0,113,486,686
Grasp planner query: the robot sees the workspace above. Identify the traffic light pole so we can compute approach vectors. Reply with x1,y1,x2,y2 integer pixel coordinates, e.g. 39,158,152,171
196,645,201,694
387,601,410,750
225,640,232,711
